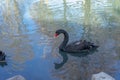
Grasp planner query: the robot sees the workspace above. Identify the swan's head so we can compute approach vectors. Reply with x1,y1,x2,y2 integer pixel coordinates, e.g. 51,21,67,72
54,29,66,38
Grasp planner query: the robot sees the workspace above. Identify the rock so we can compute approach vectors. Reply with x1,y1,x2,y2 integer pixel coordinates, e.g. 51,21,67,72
6,75,26,80
92,72,115,80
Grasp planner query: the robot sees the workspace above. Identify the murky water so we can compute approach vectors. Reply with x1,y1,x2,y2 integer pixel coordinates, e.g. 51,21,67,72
0,0,120,80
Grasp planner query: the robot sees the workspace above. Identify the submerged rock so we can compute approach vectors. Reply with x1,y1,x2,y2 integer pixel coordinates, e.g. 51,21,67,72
6,75,26,80
92,72,115,80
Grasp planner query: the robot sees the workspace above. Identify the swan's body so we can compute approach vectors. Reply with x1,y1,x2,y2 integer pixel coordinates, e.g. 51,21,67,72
54,29,98,53
0,51,6,61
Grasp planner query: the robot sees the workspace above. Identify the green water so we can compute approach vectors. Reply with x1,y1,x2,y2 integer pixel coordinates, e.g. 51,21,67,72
0,0,120,80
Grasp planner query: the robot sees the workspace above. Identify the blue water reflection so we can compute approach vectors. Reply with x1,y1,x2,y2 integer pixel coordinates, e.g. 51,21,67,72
0,0,120,80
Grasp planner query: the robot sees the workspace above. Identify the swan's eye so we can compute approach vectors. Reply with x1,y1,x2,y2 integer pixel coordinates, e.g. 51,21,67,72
54,33,59,38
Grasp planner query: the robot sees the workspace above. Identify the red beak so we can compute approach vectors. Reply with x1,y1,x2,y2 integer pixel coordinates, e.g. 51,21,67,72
54,33,58,38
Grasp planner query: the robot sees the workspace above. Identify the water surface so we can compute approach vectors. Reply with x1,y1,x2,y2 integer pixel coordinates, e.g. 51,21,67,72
0,0,120,80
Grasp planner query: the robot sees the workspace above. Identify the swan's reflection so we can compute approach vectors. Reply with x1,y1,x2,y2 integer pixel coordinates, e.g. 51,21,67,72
54,48,98,69
0,61,7,67
54,51,68,69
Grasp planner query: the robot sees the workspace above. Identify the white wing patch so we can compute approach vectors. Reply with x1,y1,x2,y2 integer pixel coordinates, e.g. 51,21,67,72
75,41,81,45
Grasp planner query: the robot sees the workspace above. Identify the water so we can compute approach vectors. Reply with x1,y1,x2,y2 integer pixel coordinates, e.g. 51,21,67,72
0,0,120,80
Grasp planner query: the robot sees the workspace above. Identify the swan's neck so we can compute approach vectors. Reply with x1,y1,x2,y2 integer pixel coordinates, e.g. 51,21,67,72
59,32,69,51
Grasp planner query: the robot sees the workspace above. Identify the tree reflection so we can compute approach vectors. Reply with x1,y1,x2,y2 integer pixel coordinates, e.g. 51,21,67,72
0,0,34,70
83,0,91,25
0,0,25,35
63,0,67,27
82,0,93,41
29,0,55,37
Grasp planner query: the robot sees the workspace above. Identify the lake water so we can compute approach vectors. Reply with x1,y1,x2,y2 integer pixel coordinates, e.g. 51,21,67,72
0,0,120,80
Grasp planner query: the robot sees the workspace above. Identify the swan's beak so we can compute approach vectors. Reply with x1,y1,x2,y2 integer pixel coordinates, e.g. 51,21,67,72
54,33,58,38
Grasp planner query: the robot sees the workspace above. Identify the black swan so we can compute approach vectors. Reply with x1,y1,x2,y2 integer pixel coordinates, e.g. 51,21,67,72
54,29,99,53
0,51,6,61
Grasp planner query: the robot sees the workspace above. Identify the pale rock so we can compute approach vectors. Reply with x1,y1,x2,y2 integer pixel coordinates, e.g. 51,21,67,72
92,72,115,80
6,75,25,80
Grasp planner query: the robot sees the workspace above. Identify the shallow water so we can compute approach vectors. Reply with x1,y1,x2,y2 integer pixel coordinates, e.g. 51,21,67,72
0,0,120,80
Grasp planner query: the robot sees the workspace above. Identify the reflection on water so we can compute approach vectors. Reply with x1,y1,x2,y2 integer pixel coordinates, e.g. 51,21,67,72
0,61,7,67
54,48,98,69
0,0,120,80
54,51,68,69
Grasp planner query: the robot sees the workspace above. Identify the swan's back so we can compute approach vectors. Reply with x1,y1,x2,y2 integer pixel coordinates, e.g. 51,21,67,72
64,40,98,53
